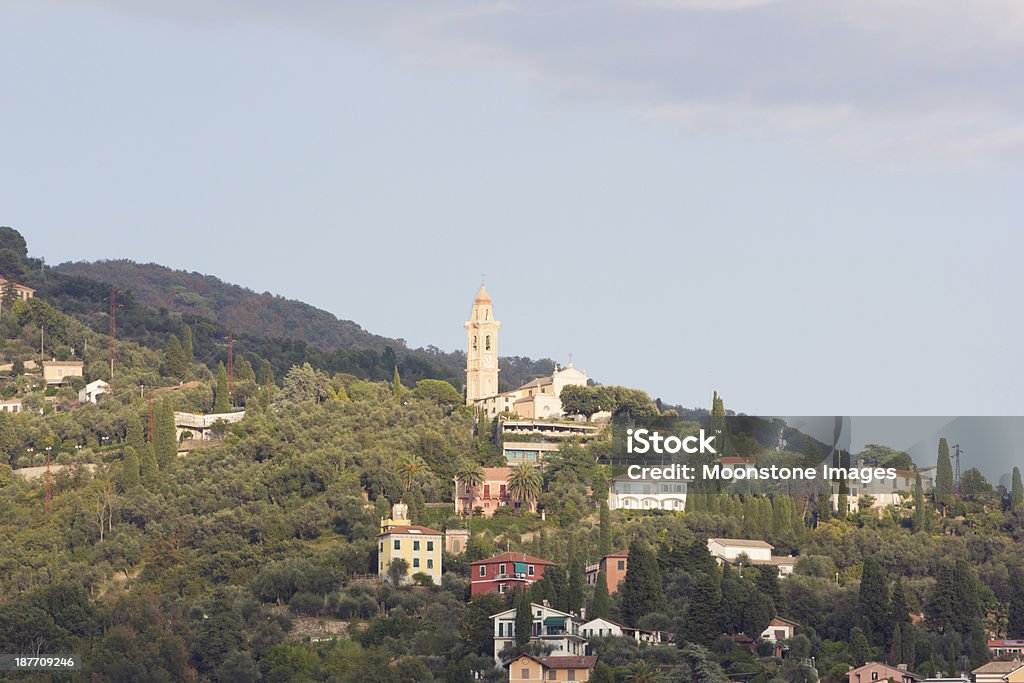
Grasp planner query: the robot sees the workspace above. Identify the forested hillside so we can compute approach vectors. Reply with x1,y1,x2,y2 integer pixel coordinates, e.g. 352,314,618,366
1,227,1024,682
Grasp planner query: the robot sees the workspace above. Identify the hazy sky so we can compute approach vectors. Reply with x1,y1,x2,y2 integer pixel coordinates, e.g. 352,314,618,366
3,1,1022,416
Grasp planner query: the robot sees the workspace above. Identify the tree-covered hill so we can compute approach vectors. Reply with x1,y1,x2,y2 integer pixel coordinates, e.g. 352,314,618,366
36,255,554,391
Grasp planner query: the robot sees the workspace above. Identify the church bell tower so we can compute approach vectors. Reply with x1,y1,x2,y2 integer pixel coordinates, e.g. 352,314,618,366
465,283,500,405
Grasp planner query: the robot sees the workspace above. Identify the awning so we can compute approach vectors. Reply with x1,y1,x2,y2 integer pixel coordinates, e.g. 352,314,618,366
513,562,528,574
543,616,567,627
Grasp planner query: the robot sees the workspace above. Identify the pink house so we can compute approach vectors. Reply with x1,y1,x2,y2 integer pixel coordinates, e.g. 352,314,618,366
848,662,922,683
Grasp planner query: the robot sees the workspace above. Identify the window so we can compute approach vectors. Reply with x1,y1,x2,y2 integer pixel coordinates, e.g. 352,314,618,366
499,583,507,593
413,558,420,568
427,559,433,569
394,540,400,550
427,541,433,551
499,564,506,575
521,669,529,680
413,540,420,551
567,669,576,681
547,671,556,680
871,673,878,681
379,542,383,552
479,566,486,577
499,622,505,637
473,335,478,350
484,485,490,497
453,540,461,552
528,565,535,576
485,335,491,350
618,560,625,571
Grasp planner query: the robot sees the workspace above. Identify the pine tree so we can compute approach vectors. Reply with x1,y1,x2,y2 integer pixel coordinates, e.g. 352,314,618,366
621,539,664,627
182,324,194,362
935,438,954,510
1012,466,1023,512
684,570,721,646
1009,566,1024,638
514,590,532,649
214,362,231,412
591,571,610,619
154,400,177,472
121,447,141,490
140,442,159,488
598,503,612,558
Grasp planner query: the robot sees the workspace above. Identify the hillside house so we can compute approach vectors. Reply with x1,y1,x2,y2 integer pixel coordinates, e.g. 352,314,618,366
471,551,554,597
491,603,586,667
585,551,629,595
707,537,796,576
507,654,597,683
608,473,687,512
580,617,662,645
973,660,1024,683
78,379,110,404
848,662,923,683
42,360,83,385
455,467,514,516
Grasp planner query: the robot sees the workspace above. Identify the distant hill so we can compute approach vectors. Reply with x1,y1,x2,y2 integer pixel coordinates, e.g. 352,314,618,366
48,259,554,390
56,260,393,352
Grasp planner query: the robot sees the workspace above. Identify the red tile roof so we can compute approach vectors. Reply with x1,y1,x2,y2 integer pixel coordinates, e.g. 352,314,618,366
471,551,555,566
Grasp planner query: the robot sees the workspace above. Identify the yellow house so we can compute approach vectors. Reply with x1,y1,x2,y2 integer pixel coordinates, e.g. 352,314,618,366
378,524,443,585
508,654,597,682
42,360,84,385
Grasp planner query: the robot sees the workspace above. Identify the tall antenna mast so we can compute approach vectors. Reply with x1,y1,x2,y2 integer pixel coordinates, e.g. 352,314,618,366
227,331,234,402
108,288,118,378
952,444,963,492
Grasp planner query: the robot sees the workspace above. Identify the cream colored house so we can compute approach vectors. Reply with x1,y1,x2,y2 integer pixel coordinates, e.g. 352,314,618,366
832,464,933,513
973,660,1024,683
707,538,796,576
0,277,35,302
42,360,84,385
491,603,586,667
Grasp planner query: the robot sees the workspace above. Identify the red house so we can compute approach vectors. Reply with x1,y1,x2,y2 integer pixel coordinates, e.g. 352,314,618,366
470,552,555,596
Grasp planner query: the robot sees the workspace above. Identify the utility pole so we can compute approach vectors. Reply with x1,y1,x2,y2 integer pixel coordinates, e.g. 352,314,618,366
227,331,234,402
952,444,963,492
108,288,118,379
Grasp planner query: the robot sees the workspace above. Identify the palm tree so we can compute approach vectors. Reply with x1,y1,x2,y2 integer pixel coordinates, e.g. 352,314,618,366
456,460,486,517
506,463,542,515
400,454,428,492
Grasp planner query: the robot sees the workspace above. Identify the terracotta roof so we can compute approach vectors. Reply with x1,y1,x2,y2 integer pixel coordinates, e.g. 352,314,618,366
511,654,597,670
768,617,800,627
471,551,555,566
603,550,629,559
379,525,442,536
709,538,774,549
972,660,1024,674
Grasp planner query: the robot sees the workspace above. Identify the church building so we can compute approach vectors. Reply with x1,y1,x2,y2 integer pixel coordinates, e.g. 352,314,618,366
464,285,589,419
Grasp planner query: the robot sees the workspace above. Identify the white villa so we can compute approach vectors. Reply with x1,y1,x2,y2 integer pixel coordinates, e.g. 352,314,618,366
490,603,586,667
608,473,688,512
707,537,796,576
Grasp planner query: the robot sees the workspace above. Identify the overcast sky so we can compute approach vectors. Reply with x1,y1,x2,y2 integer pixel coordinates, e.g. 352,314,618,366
2,0,1022,416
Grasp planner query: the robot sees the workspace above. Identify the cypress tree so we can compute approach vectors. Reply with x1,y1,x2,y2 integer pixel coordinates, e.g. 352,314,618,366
164,334,189,378
567,552,586,616
684,570,721,646
850,626,872,666
926,563,956,634
154,400,177,472
258,358,275,387
913,474,927,532
514,590,532,649
214,362,231,412
935,438,953,510
121,447,140,490
837,479,849,519
858,557,890,645
755,565,781,607
599,503,612,558
1009,566,1024,638
545,566,568,613
591,571,610,619
1012,466,1023,512
719,562,747,635
140,442,159,488
741,587,774,639
889,578,910,635
391,366,402,402
890,624,905,665
126,415,145,454
182,324,194,361
621,539,664,627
